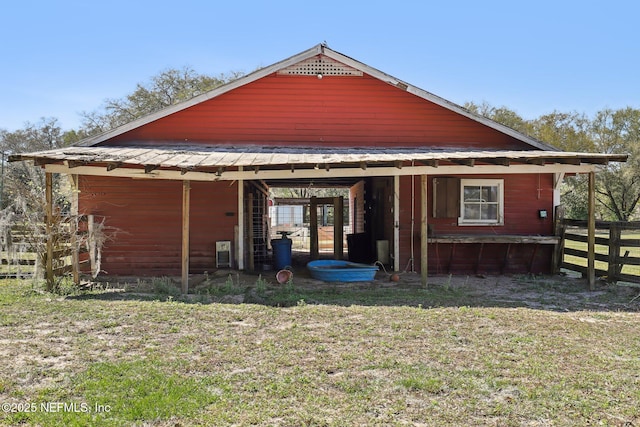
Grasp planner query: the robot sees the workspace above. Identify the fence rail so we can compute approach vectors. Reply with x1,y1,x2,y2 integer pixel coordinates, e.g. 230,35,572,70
559,219,640,284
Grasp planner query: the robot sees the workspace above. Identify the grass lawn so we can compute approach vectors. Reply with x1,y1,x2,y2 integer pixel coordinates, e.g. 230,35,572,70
0,274,639,426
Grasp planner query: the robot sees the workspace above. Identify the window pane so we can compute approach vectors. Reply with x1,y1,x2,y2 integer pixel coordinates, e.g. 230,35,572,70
482,204,498,220
464,186,480,202
481,186,498,202
464,204,480,220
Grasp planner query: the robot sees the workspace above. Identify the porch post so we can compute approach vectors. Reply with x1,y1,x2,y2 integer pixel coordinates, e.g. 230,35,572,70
181,180,190,294
310,196,319,260
420,175,428,286
587,171,596,290
247,192,254,271
68,174,79,285
45,172,54,291
393,175,400,272
334,196,344,260
237,169,245,270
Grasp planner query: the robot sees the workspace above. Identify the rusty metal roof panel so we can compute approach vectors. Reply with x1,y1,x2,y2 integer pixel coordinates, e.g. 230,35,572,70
9,145,628,169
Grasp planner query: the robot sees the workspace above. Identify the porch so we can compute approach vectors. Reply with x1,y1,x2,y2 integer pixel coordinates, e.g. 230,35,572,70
11,145,626,292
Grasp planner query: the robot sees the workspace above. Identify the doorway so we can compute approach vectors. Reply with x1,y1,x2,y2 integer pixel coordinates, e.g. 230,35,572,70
245,177,395,271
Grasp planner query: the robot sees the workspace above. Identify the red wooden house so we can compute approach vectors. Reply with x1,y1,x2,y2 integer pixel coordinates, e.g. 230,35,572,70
12,44,625,290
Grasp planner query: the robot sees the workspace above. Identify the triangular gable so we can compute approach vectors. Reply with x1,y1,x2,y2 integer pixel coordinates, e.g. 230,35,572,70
77,44,558,151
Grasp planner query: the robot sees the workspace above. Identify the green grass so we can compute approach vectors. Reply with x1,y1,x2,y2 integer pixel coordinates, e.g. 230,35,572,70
0,277,639,426
7,361,221,426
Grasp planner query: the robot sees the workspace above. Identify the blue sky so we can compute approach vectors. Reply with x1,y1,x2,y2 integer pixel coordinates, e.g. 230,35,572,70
1,0,638,131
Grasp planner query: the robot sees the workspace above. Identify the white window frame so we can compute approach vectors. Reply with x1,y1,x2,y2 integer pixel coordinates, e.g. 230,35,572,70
458,179,504,226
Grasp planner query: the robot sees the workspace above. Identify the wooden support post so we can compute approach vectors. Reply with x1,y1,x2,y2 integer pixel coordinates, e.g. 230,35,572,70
237,172,244,270
476,243,484,274
502,243,511,274
68,174,79,285
448,243,456,274
587,171,596,290
309,196,319,260
529,244,539,273
181,180,190,294
393,175,400,272
334,196,344,260
45,172,54,291
310,196,318,260
247,192,255,271
420,175,428,287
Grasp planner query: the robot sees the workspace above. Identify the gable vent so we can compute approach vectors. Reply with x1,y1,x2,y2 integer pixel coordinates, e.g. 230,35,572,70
278,55,363,76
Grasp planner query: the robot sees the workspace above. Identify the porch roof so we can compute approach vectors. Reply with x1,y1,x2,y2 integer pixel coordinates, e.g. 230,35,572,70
9,144,628,172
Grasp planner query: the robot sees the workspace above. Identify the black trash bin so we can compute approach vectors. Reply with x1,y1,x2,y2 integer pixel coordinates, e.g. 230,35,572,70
347,233,372,263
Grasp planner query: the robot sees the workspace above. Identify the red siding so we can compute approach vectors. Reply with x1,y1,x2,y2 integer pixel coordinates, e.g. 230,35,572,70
428,244,554,275
398,174,556,274
108,74,532,150
78,176,238,276
88,70,556,276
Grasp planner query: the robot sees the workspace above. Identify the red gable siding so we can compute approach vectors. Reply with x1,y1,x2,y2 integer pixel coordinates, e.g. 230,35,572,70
108,74,533,150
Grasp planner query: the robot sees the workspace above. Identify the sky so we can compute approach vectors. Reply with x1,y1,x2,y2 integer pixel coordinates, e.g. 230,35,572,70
1,0,638,132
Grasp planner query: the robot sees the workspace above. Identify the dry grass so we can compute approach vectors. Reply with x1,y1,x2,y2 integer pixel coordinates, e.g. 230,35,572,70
1,273,639,426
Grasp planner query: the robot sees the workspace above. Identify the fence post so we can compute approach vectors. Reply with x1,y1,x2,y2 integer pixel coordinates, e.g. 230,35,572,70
607,223,621,282
587,172,596,290
552,205,565,273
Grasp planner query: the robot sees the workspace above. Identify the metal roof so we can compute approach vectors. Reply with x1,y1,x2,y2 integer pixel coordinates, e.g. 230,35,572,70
9,144,628,171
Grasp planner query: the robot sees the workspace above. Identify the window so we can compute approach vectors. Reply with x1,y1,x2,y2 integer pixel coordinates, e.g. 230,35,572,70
459,179,504,225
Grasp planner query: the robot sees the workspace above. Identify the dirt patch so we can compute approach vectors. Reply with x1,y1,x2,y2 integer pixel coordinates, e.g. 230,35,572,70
91,268,640,312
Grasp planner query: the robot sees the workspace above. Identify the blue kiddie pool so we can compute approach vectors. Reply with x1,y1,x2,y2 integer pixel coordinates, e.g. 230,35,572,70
307,260,379,282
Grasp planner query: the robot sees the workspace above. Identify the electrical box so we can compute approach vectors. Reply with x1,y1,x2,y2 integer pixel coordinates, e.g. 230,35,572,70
216,241,232,268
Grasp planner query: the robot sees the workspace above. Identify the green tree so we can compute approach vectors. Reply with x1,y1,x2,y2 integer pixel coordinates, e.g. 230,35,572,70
468,103,638,220
529,111,594,152
589,108,640,220
527,111,598,220
0,118,71,210
464,101,532,135
80,67,243,135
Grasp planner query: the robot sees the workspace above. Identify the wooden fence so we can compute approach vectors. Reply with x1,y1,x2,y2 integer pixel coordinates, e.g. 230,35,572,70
558,219,640,284
0,215,96,282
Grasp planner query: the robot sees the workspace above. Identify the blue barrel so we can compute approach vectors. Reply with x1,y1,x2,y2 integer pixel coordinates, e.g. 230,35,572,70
271,237,292,270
